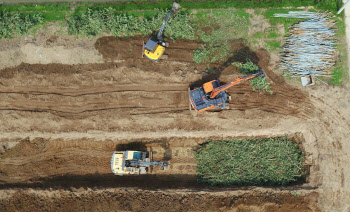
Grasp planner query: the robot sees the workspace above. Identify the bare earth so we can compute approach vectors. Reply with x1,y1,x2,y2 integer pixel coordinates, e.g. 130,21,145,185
0,23,349,211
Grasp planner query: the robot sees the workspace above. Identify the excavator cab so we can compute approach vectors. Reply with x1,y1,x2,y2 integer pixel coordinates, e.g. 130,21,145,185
143,37,167,61
190,80,229,113
189,69,266,113
111,150,169,175
142,2,180,62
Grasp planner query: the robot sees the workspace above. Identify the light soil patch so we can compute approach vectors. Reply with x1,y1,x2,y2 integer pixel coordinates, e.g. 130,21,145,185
247,9,272,37
0,24,103,69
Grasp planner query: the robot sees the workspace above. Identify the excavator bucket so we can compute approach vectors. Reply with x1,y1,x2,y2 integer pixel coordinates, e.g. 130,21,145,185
301,75,315,86
172,2,181,10
258,69,266,78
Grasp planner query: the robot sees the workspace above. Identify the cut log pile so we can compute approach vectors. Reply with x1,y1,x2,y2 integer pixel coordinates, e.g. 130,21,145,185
274,11,336,77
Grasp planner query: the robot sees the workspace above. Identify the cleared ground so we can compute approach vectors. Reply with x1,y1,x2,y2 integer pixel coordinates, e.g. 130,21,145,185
0,25,349,211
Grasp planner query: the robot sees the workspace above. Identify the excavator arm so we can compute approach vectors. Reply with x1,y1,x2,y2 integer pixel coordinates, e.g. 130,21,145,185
210,69,266,99
156,2,181,42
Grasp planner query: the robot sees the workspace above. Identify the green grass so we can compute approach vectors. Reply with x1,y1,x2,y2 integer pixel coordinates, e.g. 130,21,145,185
235,9,250,20
331,15,348,85
265,40,281,51
0,3,71,12
264,9,304,32
252,30,280,39
0,0,343,13
195,137,306,186
192,10,249,63
42,12,66,22
268,31,280,38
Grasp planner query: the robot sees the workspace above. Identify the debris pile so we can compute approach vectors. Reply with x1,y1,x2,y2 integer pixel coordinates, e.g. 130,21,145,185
274,11,336,77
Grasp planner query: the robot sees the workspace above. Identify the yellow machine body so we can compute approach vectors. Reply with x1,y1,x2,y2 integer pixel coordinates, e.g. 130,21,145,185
144,44,165,61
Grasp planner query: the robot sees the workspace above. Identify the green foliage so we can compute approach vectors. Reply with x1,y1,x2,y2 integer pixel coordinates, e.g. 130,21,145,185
0,12,44,39
193,10,248,63
234,61,259,74
250,76,273,94
292,190,300,197
193,46,211,64
67,8,195,38
195,137,306,186
233,61,272,93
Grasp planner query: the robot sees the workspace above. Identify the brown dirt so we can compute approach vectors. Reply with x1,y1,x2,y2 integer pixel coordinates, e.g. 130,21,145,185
95,36,201,63
0,137,198,187
0,189,319,212
0,47,312,132
0,32,349,211
0,25,103,69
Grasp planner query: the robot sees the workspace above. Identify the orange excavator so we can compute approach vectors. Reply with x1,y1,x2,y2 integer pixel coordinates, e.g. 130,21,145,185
189,69,266,113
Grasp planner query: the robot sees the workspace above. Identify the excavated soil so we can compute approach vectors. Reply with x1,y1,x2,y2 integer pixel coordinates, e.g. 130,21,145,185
0,189,319,212
95,36,201,63
0,46,312,133
0,33,349,211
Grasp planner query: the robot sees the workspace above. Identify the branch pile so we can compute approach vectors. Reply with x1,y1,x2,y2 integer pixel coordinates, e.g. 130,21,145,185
274,11,336,76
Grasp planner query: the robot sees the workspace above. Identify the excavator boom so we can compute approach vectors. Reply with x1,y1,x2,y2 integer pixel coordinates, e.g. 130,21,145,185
210,69,265,99
143,2,180,62
157,2,181,42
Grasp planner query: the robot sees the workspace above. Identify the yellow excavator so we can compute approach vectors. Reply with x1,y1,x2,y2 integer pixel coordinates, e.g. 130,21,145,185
111,151,169,175
142,2,181,62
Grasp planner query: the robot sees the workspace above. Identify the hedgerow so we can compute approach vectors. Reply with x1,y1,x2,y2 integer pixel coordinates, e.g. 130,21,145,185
195,137,306,186
67,8,195,39
0,12,44,39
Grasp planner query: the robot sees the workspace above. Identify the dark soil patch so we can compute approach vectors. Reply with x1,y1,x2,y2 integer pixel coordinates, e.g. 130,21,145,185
0,190,319,212
94,36,201,63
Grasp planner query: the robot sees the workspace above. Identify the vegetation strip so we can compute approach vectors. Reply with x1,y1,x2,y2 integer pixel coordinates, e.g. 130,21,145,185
67,8,194,38
0,0,343,13
0,12,44,39
195,137,306,186
0,1,345,84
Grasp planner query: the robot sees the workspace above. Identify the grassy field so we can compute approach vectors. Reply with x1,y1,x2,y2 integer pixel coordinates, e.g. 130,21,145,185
0,0,346,84
195,137,306,186
0,0,343,13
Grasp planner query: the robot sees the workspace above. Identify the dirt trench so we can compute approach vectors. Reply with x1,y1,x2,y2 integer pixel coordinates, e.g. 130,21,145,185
0,45,313,133
0,189,319,212
0,137,197,187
